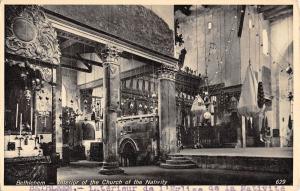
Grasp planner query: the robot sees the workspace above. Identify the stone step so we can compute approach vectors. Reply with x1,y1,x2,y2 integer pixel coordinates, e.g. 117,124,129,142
170,156,190,160
99,167,124,175
166,159,195,165
69,160,103,168
160,163,198,169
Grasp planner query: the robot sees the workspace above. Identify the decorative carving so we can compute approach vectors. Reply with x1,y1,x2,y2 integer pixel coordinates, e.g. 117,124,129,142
6,59,52,83
157,65,177,81
4,156,51,185
32,65,52,83
97,45,122,64
5,5,61,65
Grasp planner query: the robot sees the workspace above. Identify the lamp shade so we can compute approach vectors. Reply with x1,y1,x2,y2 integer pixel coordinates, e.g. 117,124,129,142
191,95,207,115
238,64,260,117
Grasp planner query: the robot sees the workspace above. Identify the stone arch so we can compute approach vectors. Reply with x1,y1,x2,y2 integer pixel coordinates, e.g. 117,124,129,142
119,137,139,154
119,138,139,167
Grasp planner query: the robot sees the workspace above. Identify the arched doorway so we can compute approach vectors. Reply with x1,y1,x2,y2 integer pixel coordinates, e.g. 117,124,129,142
119,139,137,167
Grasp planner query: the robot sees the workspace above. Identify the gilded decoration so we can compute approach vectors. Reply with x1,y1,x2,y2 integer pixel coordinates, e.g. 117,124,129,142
5,5,61,65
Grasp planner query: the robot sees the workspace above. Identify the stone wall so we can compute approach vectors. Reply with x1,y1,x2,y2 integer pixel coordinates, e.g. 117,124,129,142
270,16,293,147
175,6,242,87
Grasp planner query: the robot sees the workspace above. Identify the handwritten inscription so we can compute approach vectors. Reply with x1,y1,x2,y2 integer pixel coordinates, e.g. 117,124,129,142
27,185,287,191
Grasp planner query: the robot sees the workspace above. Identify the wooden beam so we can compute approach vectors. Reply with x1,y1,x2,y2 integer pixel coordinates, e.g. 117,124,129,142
238,5,246,37
264,6,292,19
5,52,56,68
121,65,154,80
60,39,77,50
257,5,276,13
269,11,293,22
61,64,92,73
78,78,103,89
62,54,103,67
76,53,92,72
56,30,99,48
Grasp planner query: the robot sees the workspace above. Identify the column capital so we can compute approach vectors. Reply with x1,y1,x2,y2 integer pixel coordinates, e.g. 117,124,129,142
97,45,122,64
157,64,178,81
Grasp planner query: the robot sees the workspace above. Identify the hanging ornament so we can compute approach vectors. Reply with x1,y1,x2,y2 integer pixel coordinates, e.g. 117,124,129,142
204,95,210,105
208,22,212,30
219,91,225,107
203,111,211,120
285,65,293,75
288,115,293,130
24,89,32,103
84,99,88,105
257,82,265,108
130,102,134,109
150,105,154,111
32,79,36,90
288,92,293,101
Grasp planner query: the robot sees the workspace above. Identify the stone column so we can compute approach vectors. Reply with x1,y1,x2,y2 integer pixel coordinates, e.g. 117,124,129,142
98,45,124,174
55,65,63,163
49,66,59,184
157,65,177,161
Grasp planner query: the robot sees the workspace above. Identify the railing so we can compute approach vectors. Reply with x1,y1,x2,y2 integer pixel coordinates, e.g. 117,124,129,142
177,125,221,148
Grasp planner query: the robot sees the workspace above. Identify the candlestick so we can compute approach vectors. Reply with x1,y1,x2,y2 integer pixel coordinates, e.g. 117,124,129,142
30,106,33,131
44,114,47,128
16,103,18,128
35,113,37,136
19,113,22,136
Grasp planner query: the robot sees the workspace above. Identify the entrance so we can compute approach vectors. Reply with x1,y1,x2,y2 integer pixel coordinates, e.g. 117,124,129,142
120,141,137,167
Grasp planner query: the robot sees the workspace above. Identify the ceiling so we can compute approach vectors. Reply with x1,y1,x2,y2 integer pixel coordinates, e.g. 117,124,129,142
257,5,293,23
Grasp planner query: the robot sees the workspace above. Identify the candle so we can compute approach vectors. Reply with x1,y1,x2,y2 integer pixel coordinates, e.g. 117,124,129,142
16,103,18,128
35,113,37,136
44,114,47,128
19,113,22,136
30,107,33,131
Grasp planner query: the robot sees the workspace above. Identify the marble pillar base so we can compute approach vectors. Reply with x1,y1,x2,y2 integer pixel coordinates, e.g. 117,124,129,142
99,162,124,175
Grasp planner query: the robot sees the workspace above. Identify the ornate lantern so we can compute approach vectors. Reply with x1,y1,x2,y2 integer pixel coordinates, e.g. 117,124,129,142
229,96,238,112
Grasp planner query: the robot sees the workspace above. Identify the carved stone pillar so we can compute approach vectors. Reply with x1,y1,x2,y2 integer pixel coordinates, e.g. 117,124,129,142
97,45,124,175
157,65,177,160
